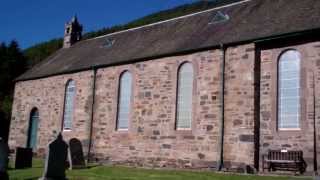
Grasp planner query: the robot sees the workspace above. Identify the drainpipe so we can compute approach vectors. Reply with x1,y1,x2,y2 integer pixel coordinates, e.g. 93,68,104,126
313,71,318,175
217,44,226,171
87,67,97,162
253,46,261,171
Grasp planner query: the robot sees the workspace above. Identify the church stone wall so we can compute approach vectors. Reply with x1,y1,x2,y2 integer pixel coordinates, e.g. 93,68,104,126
259,41,320,172
9,71,94,156
91,49,223,168
9,44,257,169
90,44,256,169
223,44,256,170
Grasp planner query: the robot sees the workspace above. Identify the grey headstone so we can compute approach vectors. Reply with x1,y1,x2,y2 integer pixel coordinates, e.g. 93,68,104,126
41,133,68,180
0,138,9,180
69,138,86,169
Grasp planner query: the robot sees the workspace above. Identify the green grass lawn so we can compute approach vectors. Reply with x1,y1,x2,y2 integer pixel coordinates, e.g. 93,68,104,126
7,159,311,180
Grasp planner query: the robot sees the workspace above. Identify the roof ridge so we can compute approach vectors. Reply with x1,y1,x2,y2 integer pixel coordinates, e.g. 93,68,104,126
85,0,252,41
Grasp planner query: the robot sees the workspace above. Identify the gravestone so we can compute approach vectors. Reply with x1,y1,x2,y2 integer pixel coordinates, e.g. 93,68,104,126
0,138,9,180
15,147,33,169
69,138,86,169
41,133,68,180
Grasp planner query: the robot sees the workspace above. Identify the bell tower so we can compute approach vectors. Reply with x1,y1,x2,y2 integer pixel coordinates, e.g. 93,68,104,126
63,16,83,48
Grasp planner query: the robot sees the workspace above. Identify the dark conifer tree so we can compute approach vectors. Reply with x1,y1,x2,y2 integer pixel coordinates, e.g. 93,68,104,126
0,40,27,141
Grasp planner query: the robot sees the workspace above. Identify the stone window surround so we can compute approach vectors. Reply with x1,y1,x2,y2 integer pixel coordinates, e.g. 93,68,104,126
277,49,301,130
115,70,133,131
173,59,199,135
113,66,135,133
175,62,194,130
18,85,44,149
61,79,77,131
270,46,308,137
26,107,40,149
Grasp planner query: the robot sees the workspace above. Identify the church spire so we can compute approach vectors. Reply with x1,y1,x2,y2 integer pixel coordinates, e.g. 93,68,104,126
63,16,83,48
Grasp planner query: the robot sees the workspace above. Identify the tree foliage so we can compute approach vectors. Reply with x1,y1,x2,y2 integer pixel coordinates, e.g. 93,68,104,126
0,41,27,140
24,38,62,68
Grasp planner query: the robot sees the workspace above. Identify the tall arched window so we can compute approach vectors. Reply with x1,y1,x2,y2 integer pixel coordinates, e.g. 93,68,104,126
63,80,76,130
176,62,194,129
117,71,132,130
278,50,301,129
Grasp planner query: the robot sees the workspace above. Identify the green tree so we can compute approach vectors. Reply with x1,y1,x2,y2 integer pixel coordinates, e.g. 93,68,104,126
0,40,27,141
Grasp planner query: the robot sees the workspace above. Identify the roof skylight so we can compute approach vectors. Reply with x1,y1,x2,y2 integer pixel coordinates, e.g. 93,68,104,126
209,11,230,25
103,38,115,48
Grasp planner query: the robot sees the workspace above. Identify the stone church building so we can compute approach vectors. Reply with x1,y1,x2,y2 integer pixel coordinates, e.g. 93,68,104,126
8,0,320,173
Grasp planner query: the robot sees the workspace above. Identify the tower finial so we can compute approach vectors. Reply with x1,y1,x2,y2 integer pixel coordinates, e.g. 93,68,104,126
72,14,78,23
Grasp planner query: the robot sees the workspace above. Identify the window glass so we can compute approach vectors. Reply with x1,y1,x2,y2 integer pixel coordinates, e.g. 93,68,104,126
278,50,301,129
63,80,76,130
176,63,194,129
117,71,132,130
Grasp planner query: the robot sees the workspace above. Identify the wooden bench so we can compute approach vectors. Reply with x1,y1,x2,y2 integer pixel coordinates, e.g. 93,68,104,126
262,150,307,174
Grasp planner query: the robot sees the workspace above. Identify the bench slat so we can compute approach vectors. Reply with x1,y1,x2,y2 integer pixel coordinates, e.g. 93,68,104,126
265,159,300,163
263,150,306,174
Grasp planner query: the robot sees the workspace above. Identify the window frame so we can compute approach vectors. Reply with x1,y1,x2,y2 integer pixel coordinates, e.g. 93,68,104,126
116,70,133,131
62,79,76,131
27,107,39,150
175,61,195,130
277,49,302,131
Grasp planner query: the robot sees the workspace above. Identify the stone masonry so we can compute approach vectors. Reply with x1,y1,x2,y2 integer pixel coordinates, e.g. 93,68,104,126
9,71,94,156
9,41,320,172
91,49,223,168
260,41,320,172
223,44,256,170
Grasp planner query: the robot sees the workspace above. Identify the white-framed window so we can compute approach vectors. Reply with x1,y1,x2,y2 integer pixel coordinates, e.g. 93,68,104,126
116,71,132,130
63,80,76,130
176,62,194,130
278,50,301,130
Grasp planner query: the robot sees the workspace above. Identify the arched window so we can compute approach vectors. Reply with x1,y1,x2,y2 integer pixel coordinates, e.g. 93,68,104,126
63,80,76,130
278,50,301,129
176,62,194,129
117,71,132,130
27,108,39,150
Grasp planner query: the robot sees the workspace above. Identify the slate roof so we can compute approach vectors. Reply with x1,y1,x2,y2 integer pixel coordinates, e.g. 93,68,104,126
17,0,320,81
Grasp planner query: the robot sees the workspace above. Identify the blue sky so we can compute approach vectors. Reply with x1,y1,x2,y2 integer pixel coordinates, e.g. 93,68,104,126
0,0,196,49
